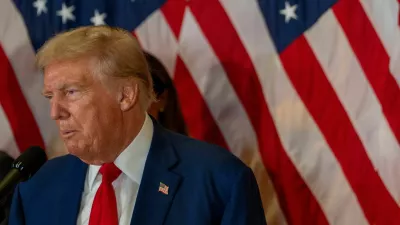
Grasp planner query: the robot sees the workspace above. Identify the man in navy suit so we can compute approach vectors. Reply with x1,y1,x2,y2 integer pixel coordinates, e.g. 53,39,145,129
9,25,267,225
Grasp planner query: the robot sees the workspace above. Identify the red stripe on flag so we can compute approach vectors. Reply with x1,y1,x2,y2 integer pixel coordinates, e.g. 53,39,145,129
161,1,186,38
280,35,400,224
158,3,228,148
333,0,400,146
173,56,229,148
188,1,329,224
0,45,45,152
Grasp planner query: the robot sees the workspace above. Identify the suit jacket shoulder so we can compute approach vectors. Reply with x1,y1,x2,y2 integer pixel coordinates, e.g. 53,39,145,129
144,128,266,225
166,130,248,175
18,154,82,199
10,154,87,225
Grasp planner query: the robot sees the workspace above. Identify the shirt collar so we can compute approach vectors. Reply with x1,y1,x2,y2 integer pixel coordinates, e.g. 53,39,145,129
86,113,154,191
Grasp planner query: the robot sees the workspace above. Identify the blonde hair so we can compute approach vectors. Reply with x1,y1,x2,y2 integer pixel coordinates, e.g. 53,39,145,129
36,25,156,110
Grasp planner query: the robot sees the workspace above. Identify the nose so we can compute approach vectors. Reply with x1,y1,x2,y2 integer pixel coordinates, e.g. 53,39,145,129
50,97,70,120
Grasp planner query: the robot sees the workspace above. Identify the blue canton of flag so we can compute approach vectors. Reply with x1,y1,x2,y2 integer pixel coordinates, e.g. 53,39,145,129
14,0,165,51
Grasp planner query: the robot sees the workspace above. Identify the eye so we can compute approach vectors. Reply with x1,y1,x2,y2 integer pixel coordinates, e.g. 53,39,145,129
66,89,78,96
44,95,53,100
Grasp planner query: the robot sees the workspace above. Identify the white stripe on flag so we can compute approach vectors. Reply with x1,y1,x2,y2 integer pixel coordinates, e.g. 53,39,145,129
178,7,276,219
360,0,400,84
135,10,179,77
178,7,259,160
0,106,20,159
306,9,400,205
0,0,57,147
219,0,369,224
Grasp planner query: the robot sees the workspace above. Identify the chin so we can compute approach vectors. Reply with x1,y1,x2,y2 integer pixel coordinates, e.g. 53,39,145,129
65,144,88,160
67,149,86,160
81,159,104,166
69,150,103,165
65,144,104,165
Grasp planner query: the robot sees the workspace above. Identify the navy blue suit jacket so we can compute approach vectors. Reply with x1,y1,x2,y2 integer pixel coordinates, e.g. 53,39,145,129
9,121,267,225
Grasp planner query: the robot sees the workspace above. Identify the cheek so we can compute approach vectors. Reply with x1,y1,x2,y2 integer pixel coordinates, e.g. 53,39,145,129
68,92,121,139
82,111,102,138
69,101,100,134
74,103,117,137
97,107,120,131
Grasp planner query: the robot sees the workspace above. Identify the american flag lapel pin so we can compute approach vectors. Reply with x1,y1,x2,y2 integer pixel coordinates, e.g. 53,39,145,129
158,182,169,195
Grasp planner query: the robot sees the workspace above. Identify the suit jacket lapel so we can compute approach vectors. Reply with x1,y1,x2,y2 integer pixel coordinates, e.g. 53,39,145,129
130,122,182,225
56,156,87,225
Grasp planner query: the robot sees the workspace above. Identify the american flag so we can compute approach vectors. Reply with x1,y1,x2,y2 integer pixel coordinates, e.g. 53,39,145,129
158,182,169,195
1,0,400,224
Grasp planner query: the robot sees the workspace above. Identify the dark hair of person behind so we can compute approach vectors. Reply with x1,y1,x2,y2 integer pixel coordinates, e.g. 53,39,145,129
144,52,188,136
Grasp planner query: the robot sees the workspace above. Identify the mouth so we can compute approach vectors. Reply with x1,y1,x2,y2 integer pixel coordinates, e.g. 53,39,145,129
60,130,77,138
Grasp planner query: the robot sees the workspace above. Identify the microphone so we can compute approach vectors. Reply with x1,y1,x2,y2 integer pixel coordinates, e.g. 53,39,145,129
0,151,13,223
0,146,47,200
0,152,13,179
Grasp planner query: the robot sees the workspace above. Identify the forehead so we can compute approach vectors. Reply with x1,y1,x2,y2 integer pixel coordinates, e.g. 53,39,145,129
43,59,94,89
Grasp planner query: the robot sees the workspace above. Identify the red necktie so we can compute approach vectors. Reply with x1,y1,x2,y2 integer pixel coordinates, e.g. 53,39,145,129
89,163,122,225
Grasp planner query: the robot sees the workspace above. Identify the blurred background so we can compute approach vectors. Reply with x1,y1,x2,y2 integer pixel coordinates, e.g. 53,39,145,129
2,0,400,224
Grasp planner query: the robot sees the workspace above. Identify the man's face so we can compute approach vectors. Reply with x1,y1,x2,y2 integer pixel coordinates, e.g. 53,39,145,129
42,59,122,164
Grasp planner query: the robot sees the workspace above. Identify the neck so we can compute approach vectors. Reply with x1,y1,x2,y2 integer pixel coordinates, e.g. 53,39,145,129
111,110,146,161
82,108,146,165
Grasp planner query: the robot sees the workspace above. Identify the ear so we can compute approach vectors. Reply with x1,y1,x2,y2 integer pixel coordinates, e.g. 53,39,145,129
118,80,139,111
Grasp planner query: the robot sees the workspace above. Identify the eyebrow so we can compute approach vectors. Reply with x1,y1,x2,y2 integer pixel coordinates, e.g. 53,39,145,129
41,83,85,96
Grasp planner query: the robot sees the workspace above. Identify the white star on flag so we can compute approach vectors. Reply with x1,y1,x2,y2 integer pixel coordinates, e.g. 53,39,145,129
90,10,107,26
280,1,298,23
33,0,47,16
57,3,75,24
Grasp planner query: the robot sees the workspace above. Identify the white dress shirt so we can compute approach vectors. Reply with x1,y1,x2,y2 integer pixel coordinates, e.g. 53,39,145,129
76,114,154,225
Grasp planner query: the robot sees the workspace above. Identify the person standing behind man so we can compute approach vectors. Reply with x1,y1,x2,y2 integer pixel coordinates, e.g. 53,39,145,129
145,52,188,136
9,25,267,225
